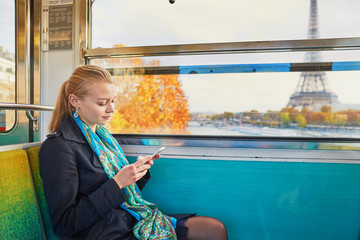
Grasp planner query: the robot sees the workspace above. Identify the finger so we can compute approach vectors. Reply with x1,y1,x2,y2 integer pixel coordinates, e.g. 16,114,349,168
135,170,148,181
133,156,147,167
137,164,151,173
144,155,154,161
143,156,155,165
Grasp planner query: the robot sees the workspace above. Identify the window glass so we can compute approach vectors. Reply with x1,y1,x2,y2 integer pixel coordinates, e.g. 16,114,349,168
0,1,15,132
92,0,360,48
92,55,360,137
91,0,360,137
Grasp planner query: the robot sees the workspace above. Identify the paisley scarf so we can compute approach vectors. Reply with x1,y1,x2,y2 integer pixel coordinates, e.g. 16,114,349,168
73,112,177,240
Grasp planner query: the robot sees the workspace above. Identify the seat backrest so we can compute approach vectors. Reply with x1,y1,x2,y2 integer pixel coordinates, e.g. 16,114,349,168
0,149,44,239
27,146,59,240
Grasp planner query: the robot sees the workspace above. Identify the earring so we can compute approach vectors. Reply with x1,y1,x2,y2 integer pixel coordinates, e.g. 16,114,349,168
74,106,79,118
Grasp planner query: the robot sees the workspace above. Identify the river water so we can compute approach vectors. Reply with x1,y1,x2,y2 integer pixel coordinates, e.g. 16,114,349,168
186,121,360,138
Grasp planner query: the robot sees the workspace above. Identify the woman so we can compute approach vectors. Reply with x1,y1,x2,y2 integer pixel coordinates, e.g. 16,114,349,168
39,65,228,240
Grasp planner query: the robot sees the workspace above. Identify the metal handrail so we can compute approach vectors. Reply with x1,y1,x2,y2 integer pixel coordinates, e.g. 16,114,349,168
0,102,54,123
0,102,54,111
83,37,360,59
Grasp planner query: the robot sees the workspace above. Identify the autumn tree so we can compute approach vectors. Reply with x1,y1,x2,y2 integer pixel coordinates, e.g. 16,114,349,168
301,107,312,122
244,110,260,121
338,109,360,126
223,112,234,119
334,114,347,126
210,114,221,120
321,105,332,113
280,112,290,127
324,113,337,125
264,110,279,122
210,112,234,120
93,45,189,134
310,112,326,124
295,115,307,128
280,107,299,122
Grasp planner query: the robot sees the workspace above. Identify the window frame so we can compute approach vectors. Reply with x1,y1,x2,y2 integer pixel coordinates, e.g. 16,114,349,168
87,4,360,144
0,0,17,134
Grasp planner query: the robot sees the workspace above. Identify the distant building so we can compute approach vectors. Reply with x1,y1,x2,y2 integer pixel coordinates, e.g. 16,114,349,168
0,46,15,84
0,46,15,131
312,103,360,112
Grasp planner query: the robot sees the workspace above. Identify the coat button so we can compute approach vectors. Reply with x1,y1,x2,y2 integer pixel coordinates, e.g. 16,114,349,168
123,214,128,222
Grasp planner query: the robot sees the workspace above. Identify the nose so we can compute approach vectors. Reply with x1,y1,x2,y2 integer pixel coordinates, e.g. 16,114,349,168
106,102,115,113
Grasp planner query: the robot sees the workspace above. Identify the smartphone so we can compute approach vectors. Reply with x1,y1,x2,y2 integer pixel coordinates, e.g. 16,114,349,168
151,146,166,158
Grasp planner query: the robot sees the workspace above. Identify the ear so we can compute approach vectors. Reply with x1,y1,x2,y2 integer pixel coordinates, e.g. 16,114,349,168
68,94,80,108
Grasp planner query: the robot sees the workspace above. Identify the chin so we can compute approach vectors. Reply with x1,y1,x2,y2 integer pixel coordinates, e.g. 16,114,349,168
100,119,110,125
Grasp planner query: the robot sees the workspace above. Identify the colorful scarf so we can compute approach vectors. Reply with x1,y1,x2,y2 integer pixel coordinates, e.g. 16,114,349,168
73,113,177,240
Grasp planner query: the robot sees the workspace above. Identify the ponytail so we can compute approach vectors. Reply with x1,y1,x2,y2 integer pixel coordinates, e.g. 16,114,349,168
49,81,73,132
48,65,114,132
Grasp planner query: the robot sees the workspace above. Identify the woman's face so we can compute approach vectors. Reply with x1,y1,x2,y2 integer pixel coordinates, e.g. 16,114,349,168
77,82,118,131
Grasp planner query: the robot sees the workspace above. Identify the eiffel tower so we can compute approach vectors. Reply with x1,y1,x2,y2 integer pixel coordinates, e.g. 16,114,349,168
287,0,339,110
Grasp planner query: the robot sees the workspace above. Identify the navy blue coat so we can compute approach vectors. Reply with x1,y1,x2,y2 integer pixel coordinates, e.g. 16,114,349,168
39,114,149,240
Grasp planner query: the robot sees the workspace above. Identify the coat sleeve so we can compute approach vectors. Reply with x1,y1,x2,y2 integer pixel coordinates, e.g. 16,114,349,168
136,170,151,190
39,138,127,238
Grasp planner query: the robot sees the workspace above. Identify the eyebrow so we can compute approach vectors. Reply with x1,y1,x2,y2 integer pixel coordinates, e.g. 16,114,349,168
96,96,118,100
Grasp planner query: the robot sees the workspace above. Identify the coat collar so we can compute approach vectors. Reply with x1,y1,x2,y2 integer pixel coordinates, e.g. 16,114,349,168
59,114,87,144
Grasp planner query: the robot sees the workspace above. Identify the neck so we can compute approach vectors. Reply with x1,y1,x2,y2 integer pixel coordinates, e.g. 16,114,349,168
77,115,96,133
90,125,96,133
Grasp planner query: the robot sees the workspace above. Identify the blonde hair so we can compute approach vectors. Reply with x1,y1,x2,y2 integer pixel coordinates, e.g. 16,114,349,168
49,65,114,132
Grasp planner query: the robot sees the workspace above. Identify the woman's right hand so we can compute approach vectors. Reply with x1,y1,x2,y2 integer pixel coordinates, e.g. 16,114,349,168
113,156,150,189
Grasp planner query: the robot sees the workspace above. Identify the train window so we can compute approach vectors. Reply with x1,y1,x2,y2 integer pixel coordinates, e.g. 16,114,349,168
0,1,15,132
91,51,360,137
90,0,360,137
91,0,360,48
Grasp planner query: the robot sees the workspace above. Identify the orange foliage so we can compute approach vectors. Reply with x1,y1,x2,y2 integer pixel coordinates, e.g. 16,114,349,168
280,107,299,121
309,112,325,124
93,47,189,134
